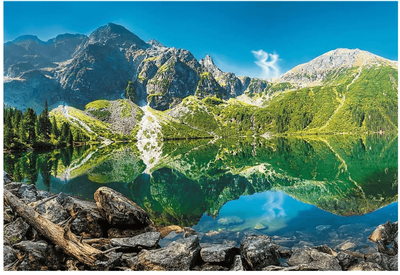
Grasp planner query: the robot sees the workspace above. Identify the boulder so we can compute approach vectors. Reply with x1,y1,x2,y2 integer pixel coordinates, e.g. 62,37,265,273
4,171,12,184
3,245,18,267
336,251,359,270
110,232,161,252
263,265,319,271
314,245,337,256
4,217,30,246
94,187,151,227
369,221,398,245
366,252,397,271
338,241,356,251
193,263,229,271
287,247,342,271
240,234,280,270
18,184,38,203
230,255,245,271
36,190,52,200
159,225,183,238
127,235,200,271
348,261,384,271
36,198,69,224
183,227,197,238
13,240,48,270
200,243,240,265
62,196,107,238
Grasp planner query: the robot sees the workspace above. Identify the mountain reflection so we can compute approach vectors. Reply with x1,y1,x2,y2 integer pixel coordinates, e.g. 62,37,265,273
4,134,398,228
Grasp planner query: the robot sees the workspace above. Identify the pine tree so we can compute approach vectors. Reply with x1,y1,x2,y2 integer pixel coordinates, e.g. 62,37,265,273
23,108,37,144
51,116,59,137
4,108,13,147
38,100,52,141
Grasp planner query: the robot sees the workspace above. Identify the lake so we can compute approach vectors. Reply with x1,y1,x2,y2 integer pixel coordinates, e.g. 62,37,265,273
4,134,398,251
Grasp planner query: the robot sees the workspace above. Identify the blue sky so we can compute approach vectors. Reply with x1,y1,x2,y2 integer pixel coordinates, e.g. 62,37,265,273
3,1,398,78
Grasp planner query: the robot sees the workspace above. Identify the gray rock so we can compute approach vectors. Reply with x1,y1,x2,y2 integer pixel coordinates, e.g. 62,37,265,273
62,196,107,237
3,245,18,266
200,244,240,265
110,232,160,252
94,186,151,227
348,261,384,271
36,198,69,224
13,240,48,270
336,251,359,270
4,217,30,246
230,255,245,271
107,225,156,238
217,216,244,226
127,235,200,271
193,263,229,271
4,171,12,184
18,183,38,203
314,244,337,256
287,247,342,271
366,252,397,271
36,190,51,200
240,234,280,270
369,221,398,245
183,227,197,238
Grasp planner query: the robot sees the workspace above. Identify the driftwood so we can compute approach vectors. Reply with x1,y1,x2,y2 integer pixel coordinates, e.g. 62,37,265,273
4,189,112,267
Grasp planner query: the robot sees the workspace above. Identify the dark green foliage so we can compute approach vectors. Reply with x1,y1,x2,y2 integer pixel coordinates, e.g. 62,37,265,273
125,80,137,102
88,109,111,121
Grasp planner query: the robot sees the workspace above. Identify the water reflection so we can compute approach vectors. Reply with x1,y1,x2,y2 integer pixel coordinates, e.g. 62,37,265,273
4,134,398,234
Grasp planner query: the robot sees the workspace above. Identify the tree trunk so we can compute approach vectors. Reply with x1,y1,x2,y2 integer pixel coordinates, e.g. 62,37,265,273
4,189,107,267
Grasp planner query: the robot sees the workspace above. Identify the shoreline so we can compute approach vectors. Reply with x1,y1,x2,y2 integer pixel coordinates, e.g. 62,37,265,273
3,172,398,271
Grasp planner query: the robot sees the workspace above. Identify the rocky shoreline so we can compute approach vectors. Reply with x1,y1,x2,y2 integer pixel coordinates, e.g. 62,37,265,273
3,172,398,271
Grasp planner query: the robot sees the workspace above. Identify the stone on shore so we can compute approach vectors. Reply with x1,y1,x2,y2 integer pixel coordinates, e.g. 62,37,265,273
348,261,384,271
369,221,398,245
62,196,107,238
200,243,240,265
94,187,151,227
240,234,280,270
230,255,245,271
336,251,359,270
4,217,31,246
13,240,49,270
365,252,398,271
3,245,18,267
287,247,342,271
110,232,161,252
159,225,183,238
35,197,69,224
127,235,200,271
108,225,156,238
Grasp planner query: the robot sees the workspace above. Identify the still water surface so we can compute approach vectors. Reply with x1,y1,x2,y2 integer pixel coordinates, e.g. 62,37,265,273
4,134,398,249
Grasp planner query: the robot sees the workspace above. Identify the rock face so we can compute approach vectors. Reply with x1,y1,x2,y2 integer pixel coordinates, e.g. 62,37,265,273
4,217,30,246
348,261,384,271
4,23,270,112
94,186,152,227
240,234,280,270
127,235,201,271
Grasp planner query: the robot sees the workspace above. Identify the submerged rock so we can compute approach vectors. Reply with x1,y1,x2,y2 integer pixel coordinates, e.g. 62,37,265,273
127,235,200,271
110,232,161,252
240,234,280,270
94,187,151,227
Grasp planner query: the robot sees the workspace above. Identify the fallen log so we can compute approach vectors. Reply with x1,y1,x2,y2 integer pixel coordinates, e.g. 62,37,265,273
4,189,110,267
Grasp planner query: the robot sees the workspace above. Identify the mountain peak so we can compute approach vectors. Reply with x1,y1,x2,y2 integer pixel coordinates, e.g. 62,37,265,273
12,35,44,44
199,54,224,79
280,48,397,86
88,23,148,49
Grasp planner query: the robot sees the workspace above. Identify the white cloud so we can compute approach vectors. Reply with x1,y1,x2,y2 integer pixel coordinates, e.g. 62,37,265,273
251,49,280,79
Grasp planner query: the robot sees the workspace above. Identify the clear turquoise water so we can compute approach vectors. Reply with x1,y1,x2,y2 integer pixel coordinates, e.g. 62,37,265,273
4,134,398,248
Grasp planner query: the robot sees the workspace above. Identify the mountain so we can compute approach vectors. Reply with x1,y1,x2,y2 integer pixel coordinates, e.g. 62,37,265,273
4,23,398,135
4,23,267,112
